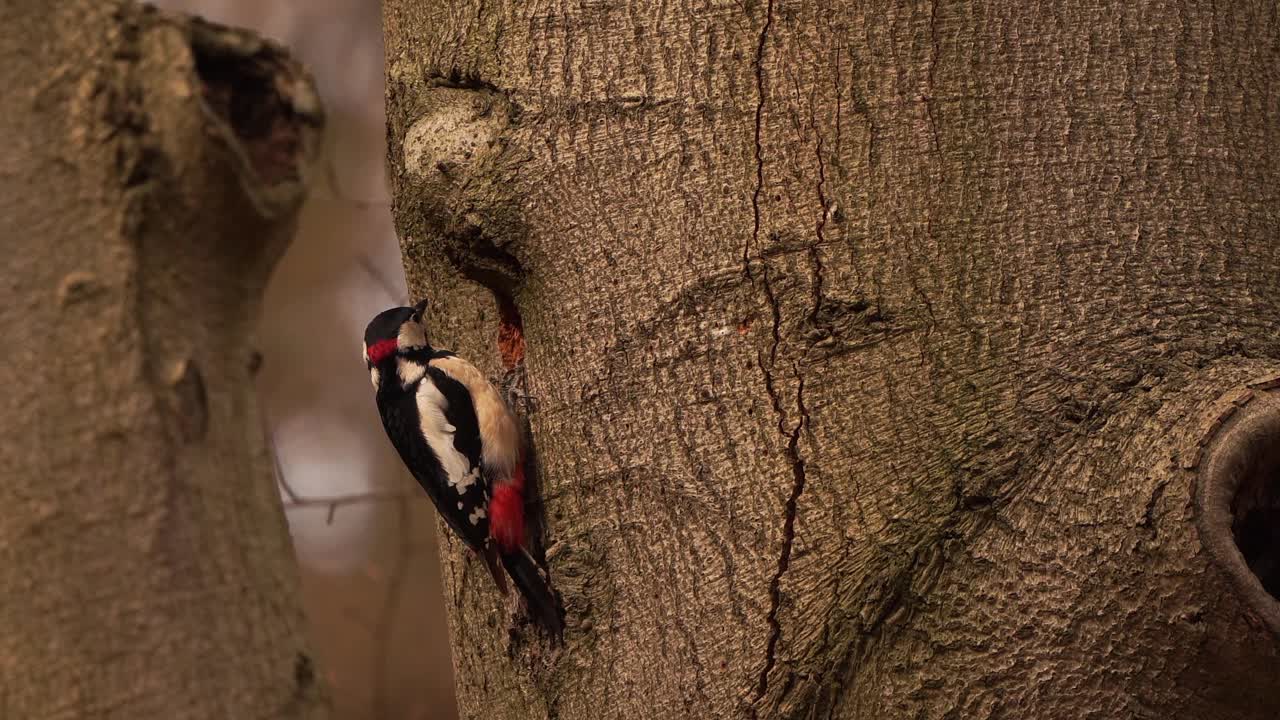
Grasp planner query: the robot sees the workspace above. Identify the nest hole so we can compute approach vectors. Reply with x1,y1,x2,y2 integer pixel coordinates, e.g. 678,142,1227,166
1199,396,1280,633
189,20,320,185
1231,438,1280,600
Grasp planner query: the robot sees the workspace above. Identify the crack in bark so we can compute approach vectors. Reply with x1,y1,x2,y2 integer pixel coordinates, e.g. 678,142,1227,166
753,272,810,712
753,369,809,709
745,0,774,275
742,11,800,704
1139,474,1172,539
811,110,829,324
924,0,944,164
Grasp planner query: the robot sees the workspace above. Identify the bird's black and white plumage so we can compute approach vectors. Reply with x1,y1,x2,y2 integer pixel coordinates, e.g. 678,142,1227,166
364,301,562,639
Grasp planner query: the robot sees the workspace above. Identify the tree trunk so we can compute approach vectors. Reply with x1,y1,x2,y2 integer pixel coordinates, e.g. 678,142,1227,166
0,2,326,717
383,1,1280,718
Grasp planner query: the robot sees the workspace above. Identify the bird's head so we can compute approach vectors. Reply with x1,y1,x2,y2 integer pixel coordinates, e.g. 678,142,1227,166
363,299,430,372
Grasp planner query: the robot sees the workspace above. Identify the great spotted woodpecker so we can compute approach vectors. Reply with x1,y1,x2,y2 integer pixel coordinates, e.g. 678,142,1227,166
364,300,562,639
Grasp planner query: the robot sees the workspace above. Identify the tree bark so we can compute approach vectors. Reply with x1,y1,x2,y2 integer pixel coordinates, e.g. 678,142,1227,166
383,1,1280,718
0,2,326,717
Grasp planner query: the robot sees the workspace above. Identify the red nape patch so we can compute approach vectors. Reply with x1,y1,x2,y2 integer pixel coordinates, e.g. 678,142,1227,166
489,484,525,553
366,339,398,364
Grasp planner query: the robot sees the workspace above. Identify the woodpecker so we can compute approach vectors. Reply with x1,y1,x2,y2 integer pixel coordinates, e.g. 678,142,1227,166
364,299,562,640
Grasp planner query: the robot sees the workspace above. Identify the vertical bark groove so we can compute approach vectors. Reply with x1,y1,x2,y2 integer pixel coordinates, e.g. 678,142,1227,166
754,372,808,708
747,0,775,271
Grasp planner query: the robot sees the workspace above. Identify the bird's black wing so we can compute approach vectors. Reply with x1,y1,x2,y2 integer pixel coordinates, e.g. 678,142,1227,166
420,365,491,547
375,365,489,550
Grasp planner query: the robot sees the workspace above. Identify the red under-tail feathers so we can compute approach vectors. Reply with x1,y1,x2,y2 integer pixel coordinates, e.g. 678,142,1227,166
487,456,563,640
489,458,526,553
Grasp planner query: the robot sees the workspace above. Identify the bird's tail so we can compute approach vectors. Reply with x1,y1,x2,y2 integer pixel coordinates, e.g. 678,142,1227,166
500,548,564,642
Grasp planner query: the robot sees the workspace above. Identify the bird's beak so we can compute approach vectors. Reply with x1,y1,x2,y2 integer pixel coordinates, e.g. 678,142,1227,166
412,299,428,321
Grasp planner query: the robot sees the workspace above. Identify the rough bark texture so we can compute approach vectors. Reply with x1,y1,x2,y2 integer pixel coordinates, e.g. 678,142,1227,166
383,1,1280,718
0,2,325,717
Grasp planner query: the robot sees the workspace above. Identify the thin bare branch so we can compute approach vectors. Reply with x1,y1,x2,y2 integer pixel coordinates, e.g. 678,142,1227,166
373,497,415,719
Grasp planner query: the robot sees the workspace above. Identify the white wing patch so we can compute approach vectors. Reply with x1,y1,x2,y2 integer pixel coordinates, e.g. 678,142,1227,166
469,506,487,526
452,466,481,494
398,359,427,386
415,378,475,492
429,355,521,476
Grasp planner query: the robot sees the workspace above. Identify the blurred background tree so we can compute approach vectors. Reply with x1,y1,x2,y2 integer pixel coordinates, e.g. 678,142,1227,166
1,1,331,717
3,0,460,716
145,0,461,717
